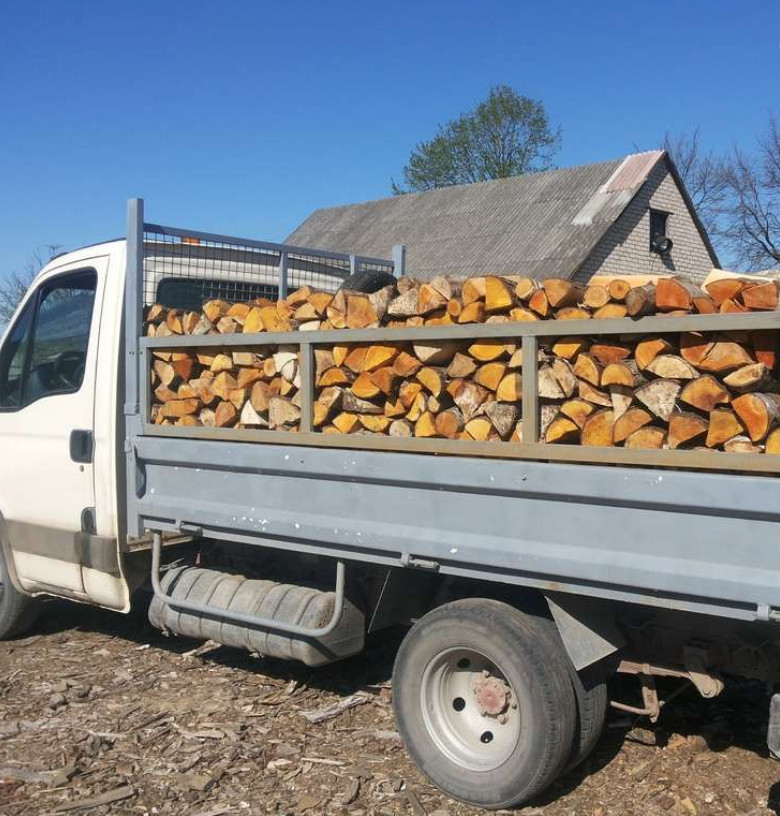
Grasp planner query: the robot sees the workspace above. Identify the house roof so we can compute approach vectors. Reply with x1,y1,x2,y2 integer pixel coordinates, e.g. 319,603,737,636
287,150,679,281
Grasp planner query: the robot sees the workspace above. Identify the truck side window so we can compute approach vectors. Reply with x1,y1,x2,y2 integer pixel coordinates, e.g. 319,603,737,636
0,297,35,408
0,269,97,409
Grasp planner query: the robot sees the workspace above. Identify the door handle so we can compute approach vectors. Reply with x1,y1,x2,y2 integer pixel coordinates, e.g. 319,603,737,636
70,430,94,464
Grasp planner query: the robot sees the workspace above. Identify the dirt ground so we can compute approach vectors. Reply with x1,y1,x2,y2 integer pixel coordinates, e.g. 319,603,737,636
1,599,778,816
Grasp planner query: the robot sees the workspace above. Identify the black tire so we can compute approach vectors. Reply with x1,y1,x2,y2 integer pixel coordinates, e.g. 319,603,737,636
339,269,397,294
392,599,577,810
565,665,608,772
0,546,39,640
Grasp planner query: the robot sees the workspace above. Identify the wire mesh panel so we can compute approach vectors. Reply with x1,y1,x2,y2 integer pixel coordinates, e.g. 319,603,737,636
142,224,394,310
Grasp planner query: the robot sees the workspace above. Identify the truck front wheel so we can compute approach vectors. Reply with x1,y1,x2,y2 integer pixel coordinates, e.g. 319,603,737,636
392,599,577,809
0,547,39,640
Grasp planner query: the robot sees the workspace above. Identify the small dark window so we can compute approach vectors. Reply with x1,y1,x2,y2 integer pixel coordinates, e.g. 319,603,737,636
650,210,671,253
0,269,97,410
156,277,280,310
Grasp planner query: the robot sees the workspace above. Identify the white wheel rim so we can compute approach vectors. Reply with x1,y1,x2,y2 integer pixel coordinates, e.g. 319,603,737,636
420,647,521,772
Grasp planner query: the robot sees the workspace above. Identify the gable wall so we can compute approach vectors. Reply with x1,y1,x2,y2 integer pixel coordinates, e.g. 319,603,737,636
574,162,715,283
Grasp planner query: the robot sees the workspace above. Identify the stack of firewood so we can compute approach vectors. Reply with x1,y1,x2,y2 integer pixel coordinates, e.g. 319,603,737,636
145,274,780,453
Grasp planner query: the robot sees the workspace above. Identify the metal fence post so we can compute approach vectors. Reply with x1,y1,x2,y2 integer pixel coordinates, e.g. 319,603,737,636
125,198,144,537
521,336,539,444
278,251,289,300
349,254,357,277
392,244,406,278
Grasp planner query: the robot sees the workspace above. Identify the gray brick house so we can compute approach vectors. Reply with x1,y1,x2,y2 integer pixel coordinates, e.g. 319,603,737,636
287,150,719,283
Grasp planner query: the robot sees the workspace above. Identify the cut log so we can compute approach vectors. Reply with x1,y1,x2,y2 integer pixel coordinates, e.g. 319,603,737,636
723,435,760,453
416,367,443,396
370,366,398,395
528,289,550,318
464,417,492,441
508,307,539,322
765,427,780,454
313,386,342,427
398,381,423,409
706,408,744,448
332,412,359,434
268,396,301,428
435,407,465,439
624,426,666,449
359,415,391,433
555,307,592,321
418,283,449,315
485,276,515,312
484,402,518,438
581,409,615,447
697,341,754,373
452,381,489,422
346,296,379,329
240,401,269,427
635,337,673,370
203,300,231,323
351,372,381,399
679,332,714,367
610,385,634,420
514,278,537,302
607,279,632,302
446,353,478,379
723,362,769,392
602,362,634,388
389,419,413,437
668,412,709,449
392,350,424,377
545,416,580,444
572,354,601,386
342,392,383,415
413,342,458,365
542,279,585,309
589,342,632,366
592,303,628,320
387,288,419,318
496,373,523,403
706,277,748,305
625,284,656,317
212,372,239,400
732,392,780,441
468,341,508,362
582,285,610,310
577,379,612,407
537,367,565,400
645,354,698,380
344,346,369,373
215,401,238,428
559,399,596,429
457,301,486,324
462,277,486,305
679,376,730,412
319,368,350,387
741,280,779,310
161,398,201,418
635,379,682,422
552,336,587,361
655,278,707,312
613,406,653,444
473,362,507,392
551,359,577,397
363,345,399,372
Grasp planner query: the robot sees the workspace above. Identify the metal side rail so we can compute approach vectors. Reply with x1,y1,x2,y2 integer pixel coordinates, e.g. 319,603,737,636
150,532,346,638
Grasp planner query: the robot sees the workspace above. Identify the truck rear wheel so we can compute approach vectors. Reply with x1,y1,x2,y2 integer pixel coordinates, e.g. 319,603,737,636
0,547,39,640
392,599,577,809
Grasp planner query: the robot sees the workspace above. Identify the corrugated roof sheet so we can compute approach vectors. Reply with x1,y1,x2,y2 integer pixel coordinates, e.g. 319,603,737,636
286,151,665,281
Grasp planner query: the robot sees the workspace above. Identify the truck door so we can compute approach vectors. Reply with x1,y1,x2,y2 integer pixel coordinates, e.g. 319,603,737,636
0,256,106,598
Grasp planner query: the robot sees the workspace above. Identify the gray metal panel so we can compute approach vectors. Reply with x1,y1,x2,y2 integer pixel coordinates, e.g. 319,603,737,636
131,436,780,623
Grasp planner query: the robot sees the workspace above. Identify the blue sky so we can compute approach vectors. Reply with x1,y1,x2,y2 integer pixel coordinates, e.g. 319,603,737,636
1,0,778,277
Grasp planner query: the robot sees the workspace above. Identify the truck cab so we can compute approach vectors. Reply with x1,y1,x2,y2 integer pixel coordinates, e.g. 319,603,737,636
0,241,129,611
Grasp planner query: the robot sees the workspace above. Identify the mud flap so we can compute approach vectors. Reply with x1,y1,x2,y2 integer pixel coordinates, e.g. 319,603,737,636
769,693,780,760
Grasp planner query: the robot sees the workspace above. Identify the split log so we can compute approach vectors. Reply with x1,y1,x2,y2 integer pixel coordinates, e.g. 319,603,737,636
551,359,577,397
573,354,601,386
723,435,760,453
577,380,612,407
645,355,698,380
732,392,780,442
496,373,523,403
749,330,778,370
723,362,769,392
635,379,682,422
589,342,632,366
668,412,709,449
624,426,666,449
696,341,754,373
559,399,596,429
635,337,673,370
552,336,587,361
602,362,634,388
464,417,492,441
484,402,518,438
581,409,615,447
679,332,713,367
342,392,383,415
556,306,592,321
706,408,744,448
528,289,550,318
613,407,653,444
458,302,486,324
545,416,580,444
474,362,507,392
462,277,486,305
542,279,585,309
435,407,465,438
655,278,709,312
610,385,634,420
592,303,628,320
741,280,779,310
514,278,537,302
679,376,730,412
485,277,514,312
705,277,748,306
765,427,780,454
537,367,565,400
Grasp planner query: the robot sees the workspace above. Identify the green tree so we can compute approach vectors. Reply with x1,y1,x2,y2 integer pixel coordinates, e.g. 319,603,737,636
393,85,561,193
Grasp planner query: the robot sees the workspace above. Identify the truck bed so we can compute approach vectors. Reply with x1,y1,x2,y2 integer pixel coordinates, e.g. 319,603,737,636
132,434,780,623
